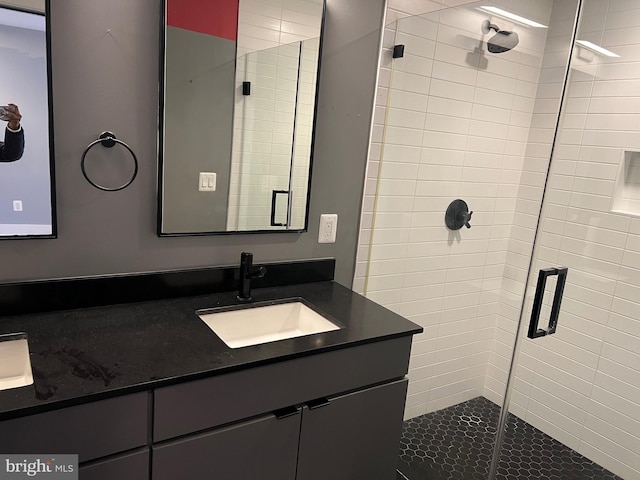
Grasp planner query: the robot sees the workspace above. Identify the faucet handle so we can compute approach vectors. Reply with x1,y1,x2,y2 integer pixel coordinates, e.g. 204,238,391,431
463,210,473,229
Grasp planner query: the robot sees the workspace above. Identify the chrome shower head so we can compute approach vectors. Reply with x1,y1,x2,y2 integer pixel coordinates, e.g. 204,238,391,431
487,30,519,53
481,19,519,54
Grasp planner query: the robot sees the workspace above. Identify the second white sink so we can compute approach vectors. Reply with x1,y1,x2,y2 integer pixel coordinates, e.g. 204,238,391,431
0,333,34,392
197,301,341,349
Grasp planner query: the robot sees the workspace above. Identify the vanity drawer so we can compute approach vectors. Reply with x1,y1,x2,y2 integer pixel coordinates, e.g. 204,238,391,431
0,392,149,462
153,336,411,441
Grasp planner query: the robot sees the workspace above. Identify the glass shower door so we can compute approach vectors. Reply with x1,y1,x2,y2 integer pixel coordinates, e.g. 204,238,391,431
491,0,640,478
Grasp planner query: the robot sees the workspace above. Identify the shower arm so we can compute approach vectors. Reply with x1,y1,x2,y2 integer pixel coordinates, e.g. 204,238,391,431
481,19,502,34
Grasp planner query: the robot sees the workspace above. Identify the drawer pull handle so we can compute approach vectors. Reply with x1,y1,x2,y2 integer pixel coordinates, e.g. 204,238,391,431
273,405,300,419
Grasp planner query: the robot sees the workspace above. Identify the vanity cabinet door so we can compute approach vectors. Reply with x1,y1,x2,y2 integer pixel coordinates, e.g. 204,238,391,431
152,410,301,480
296,378,408,480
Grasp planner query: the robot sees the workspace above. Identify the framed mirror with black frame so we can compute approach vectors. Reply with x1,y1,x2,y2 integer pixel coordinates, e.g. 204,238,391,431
158,0,324,236
0,0,56,240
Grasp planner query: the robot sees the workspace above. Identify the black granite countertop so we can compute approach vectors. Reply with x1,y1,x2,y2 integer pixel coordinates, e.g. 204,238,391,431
0,281,422,420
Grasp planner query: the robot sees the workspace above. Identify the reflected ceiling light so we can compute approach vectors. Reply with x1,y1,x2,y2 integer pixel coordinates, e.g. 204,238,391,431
576,40,620,58
479,6,547,28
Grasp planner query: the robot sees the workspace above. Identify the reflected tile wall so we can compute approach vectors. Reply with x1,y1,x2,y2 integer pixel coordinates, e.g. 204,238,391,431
227,0,323,230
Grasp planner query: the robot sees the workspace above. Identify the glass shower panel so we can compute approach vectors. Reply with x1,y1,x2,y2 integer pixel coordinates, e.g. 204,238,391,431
494,0,640,478
362,1,577,478
227,42,301,230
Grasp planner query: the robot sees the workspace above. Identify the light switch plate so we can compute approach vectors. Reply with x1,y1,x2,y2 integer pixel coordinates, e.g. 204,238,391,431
318,214,337,243
199,172,216,192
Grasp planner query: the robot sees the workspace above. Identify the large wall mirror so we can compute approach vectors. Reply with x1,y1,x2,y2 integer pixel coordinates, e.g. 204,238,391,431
0,0,56,239
159,0,324,235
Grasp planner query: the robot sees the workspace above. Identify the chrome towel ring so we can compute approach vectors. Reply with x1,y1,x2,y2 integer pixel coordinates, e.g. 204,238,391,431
81,131,138,191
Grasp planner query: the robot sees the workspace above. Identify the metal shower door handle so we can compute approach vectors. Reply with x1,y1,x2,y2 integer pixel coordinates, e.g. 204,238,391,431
270,190,290,227
527,267,568,339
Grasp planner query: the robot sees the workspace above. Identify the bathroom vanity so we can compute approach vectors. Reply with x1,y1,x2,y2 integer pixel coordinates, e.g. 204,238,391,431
0,260,422,480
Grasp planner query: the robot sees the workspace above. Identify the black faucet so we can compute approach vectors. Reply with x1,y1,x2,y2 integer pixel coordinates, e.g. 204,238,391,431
237,252,266,302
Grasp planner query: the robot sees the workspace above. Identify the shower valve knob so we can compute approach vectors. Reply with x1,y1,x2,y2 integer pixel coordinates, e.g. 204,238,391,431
445,199,472,230
463,210,473,228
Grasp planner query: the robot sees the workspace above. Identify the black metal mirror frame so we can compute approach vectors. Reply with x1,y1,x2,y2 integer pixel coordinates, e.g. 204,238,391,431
156,0,325,237
0,1,57,241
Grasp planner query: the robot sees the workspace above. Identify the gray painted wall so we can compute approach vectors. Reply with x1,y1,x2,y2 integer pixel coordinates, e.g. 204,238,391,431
0,0,385,287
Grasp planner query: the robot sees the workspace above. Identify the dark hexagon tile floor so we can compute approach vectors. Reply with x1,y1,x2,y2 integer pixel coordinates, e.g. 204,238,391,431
397,397,622,480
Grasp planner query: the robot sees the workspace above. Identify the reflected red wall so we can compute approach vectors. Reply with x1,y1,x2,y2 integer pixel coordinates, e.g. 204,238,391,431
167,0,239,40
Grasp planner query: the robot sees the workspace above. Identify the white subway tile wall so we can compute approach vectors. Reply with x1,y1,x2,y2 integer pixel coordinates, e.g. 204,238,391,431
357,0,640,478
356,0,553,419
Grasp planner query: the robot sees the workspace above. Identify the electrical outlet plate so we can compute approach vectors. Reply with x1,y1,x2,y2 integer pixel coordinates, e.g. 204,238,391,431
318,214,337,243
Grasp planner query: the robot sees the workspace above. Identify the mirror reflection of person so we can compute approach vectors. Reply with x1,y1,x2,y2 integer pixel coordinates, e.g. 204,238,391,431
0,103,24,162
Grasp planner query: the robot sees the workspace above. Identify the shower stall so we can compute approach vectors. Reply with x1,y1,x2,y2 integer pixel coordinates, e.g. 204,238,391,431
356,0,640,478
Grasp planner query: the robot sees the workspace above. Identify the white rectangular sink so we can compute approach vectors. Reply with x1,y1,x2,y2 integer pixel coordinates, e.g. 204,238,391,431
0,333,34,391
197,301,341,349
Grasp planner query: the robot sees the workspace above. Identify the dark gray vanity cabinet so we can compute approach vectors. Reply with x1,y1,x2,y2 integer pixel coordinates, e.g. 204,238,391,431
0,337,413,480
153,378,408,480
152,337,412,480
296,379,408,480
153,412,301,480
